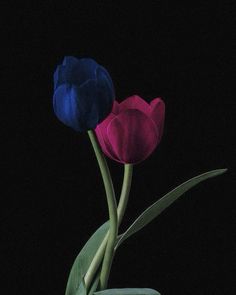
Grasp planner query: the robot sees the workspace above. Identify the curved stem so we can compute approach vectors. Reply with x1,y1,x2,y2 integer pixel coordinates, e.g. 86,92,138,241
98,164,133,289
117,164,133,225
85,165,133,289
87,130,118,290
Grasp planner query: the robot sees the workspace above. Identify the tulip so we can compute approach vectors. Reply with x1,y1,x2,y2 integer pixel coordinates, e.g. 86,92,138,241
95,95,165,164
53,56,115,132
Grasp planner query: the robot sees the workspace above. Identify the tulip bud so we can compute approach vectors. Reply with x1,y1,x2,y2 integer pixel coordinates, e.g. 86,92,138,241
53,56,115,132
95,95,165,164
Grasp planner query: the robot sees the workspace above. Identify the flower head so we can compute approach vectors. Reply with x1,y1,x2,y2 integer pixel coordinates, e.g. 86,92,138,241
95,95,165,164
53,56,115,132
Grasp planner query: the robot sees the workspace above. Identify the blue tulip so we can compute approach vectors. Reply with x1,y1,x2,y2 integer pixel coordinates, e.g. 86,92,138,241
53,56,115,132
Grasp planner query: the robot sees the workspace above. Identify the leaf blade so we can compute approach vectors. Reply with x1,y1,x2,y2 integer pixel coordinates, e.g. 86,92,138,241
116,169,227,248
65,222,109,295
75,279,87,295
88,271,101,295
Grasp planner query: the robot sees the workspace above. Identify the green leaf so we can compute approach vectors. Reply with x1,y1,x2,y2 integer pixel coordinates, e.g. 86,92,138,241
88,272,101,295
94,288,160,295
116,169,227,248
65,222,109,295
75,279,87,295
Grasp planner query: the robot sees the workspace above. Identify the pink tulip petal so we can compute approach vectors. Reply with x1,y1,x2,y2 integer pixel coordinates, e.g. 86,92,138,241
95,125,110,156
119,95,150,115
150,98,165,141
97,112,115,131
95,114,120,161
107,109,159,164
111,100,120,114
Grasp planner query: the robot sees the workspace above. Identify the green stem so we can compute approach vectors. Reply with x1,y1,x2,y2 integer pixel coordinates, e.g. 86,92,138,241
84,164,133,290
98,164,133,290
87,130,118,290
117,164,133,225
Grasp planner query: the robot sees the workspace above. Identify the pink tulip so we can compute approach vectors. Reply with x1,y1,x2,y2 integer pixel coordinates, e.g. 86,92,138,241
95,95,165,164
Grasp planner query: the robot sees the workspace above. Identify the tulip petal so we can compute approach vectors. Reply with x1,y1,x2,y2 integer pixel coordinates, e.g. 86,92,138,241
58,57,98,87
150,98,165,141
53,56,115,132
62,56,79,66
107,109,159,164
53,81,101,131
111,101,119,114
53,66,59,90
96,66,114,96
53,65,68,90
75,80,100,130
74,58,98,84
119,95,150,115
95,114,121,162
53,84,81,131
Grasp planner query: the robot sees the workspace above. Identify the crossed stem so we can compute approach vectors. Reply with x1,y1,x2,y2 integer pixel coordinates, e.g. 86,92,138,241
86,130,133,291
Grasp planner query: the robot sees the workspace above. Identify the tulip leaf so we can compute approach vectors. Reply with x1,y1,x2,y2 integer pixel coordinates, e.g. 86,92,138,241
88,272,101,295
94,288,161,295
116,169,227,248
75,279,87,295
65,222,109,295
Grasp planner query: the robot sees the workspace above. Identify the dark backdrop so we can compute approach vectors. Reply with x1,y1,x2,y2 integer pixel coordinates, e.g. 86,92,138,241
2,1,234,295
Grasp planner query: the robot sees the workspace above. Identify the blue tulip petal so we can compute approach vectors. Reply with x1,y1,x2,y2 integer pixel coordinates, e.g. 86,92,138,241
53,56,115,132
53,66,59,89
96,65,115,94
76,79,100,129
63,56,79,66
57,58,98,87
71,58,98,85
62,56,80,83
54,65,67,90
86,102,99,130
53,84,82,131
54,56,79,90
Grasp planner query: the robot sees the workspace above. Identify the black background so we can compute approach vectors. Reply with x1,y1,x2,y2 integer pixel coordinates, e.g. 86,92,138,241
2,1,235,295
